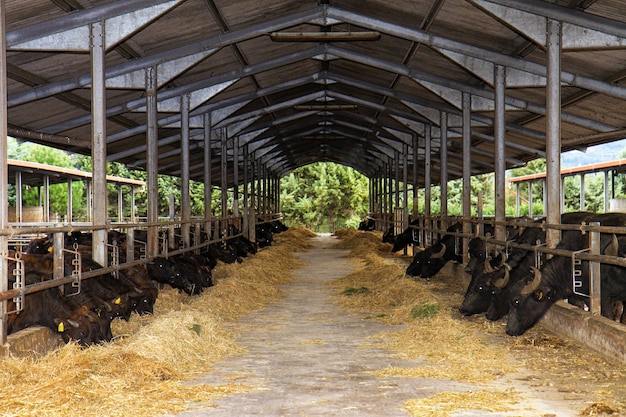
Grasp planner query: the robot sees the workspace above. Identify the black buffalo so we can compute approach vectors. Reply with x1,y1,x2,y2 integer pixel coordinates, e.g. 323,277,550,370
506,212,626,336
406,222,463,278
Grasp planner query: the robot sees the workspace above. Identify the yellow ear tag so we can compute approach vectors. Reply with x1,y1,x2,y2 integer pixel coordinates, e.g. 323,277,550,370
536,290,543,301
48,245,53,253
114,297,122,305
57,322,65,333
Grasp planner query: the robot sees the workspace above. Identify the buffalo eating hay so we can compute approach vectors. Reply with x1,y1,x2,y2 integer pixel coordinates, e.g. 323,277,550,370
331,228,626,415
0,227,314,417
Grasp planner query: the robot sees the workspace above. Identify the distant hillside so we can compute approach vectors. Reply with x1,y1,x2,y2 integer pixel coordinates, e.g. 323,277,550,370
561,138,626,168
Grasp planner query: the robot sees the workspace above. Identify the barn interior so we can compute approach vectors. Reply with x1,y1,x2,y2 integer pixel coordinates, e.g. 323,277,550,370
1,0,626,375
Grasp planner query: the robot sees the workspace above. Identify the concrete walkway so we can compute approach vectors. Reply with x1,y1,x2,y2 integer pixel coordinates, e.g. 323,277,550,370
170,235,583,417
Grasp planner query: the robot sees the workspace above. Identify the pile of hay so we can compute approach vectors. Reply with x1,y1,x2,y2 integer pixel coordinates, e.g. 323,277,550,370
332,228,392,257
0,227,315,417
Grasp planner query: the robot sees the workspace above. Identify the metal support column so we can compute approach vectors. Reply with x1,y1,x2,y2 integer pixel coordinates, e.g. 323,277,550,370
604,171,610,212
494,64,506,241
220,128,228,223
90,20,107,267
546,19,563,249
233,136,240,219
0,0,8,345
462,92,472,264
243,144,250,237
146,66,159,257
180,94,191,249
68,179,73,223
440,111,448,229
117,184,123,223
580,174,585,211
424,125,431,221
412,133,419,218
203,113,212,238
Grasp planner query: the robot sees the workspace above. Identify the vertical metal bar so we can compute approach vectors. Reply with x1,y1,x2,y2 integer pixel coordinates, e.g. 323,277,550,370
67,179,73,223
90,20,107,267
546,18,562,249
589,221,601,315
439,111,448,229
0,0,8,345
394,151,400,211
604,171,610,212
86,180,92,222
462,92,472,265
580,174,585,211
221,128,228,220
515,183,520,217
243,143,249,237
117,184,123,223
402,142,409,228
424,125,431,222
494,64,506,242
411,134,418,219
146,65,159,257
203,113,212,238
561,176,565,213
15,171,22,223
130,185,136,223
528,181,533,215
44,175,50,222
181,94,191,249
233,136,240,218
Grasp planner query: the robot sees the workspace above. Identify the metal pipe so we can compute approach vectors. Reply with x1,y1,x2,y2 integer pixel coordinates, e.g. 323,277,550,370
424,125,431,220
146,66,159,257
0,0,8,345
204,112,212,237
546,19,562,249
181,94,191,249
439,111,448,225
462,92,472,264
494,64,506,241
90,21,107,267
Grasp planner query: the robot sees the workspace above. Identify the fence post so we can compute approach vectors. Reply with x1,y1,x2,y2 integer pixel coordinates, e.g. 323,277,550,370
589,221,601,316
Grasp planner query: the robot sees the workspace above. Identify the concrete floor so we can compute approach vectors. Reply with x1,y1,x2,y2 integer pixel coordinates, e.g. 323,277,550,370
168,235,587,417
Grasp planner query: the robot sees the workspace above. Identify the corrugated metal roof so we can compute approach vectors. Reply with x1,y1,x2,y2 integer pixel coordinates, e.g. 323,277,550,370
5,0,626,187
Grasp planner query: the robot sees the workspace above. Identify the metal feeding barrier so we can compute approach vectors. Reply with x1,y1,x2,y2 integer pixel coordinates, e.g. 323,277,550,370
63,244,82,296
7,253,24,314
571,248,591,298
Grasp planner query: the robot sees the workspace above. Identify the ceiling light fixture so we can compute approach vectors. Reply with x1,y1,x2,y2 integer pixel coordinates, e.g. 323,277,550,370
269,31,381,42
294,104,357,111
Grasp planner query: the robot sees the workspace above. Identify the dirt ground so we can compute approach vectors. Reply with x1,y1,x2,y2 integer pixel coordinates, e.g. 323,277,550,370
167,234,626,417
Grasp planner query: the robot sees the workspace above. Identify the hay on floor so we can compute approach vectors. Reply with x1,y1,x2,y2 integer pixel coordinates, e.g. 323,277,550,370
0,227,315,417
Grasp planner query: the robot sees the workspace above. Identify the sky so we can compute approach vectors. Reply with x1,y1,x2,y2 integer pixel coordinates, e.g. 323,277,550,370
560,138,626,168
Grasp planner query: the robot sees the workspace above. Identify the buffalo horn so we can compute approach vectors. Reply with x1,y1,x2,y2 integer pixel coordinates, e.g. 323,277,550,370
484,258,494,273
521,266,542,295
431,243,446,259
604,234,619,257
68,319,81,328
494,264,511,288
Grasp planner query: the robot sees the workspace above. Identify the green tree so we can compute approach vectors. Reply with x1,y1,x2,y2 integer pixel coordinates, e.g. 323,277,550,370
8,139,85,220
280,162,369,232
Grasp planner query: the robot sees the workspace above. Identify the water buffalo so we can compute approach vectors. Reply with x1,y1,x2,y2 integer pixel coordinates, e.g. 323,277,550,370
506,212,626,336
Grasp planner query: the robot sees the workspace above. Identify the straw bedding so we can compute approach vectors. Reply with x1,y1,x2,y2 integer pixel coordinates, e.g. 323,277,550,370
0,226,313,417
331,228,626,416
